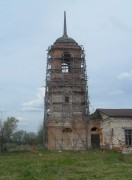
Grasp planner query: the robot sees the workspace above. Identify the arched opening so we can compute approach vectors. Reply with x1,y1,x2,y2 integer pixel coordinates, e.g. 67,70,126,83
62,52,71,73
62,127,72,149
91,127,100,148
91,127,98,132
62,128,72,133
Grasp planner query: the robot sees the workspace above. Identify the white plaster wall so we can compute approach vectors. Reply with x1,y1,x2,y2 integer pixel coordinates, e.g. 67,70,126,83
101,120,112,149
101,117,132,152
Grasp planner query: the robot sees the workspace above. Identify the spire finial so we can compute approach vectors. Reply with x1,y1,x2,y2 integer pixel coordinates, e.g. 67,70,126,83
63,11,68,37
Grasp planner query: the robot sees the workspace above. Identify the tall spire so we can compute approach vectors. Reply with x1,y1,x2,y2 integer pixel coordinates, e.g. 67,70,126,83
63,11,68,37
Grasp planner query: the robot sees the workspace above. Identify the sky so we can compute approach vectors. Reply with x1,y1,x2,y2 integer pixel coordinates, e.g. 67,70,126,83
0,0,132,132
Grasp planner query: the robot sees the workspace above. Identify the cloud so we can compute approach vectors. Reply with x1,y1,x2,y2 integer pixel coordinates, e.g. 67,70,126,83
118,70,132,80
22,88,45,112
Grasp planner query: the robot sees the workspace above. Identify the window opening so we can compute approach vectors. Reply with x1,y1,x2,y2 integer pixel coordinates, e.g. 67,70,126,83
62,52,71,73
62,63,69,73
125,129,132,146
65,96,69,103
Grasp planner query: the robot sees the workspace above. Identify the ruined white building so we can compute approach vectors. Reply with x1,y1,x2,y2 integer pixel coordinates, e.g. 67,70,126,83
89,109,132,153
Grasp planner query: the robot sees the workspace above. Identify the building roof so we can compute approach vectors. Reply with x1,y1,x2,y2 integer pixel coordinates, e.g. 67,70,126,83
97,109,132,117
54,11,78,45
55,36,77,44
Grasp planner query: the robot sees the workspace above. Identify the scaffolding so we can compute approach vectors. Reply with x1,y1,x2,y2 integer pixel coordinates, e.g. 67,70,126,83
43,43,89,150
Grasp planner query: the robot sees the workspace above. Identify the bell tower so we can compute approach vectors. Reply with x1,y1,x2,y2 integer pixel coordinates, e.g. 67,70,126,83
44,12,89,150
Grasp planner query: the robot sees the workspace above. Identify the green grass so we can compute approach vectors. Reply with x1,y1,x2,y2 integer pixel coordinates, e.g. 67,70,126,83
0,149,132,180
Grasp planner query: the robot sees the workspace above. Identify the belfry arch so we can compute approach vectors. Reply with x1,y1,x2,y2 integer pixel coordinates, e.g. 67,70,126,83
62,52,71,73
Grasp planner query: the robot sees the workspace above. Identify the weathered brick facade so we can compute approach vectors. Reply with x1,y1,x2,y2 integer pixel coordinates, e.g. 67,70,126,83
44,12,89,150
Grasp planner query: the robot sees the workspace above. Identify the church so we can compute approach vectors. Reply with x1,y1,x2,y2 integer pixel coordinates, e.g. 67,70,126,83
44,12,132,153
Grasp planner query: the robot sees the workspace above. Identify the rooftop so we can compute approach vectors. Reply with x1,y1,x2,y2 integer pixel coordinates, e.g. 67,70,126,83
97,109,132,117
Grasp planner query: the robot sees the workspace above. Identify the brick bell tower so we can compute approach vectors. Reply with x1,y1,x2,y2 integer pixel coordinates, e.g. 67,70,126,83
44,12,89,150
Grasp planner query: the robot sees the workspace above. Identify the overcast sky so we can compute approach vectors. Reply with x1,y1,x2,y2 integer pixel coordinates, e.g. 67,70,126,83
0,0,132,132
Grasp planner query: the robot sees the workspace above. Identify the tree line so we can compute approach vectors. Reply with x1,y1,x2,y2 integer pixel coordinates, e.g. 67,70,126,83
0,117,43,153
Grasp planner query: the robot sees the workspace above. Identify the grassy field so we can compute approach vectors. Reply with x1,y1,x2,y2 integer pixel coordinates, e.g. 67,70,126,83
0,149,132,180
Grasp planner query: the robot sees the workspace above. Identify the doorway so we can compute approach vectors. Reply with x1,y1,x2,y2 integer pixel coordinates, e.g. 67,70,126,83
91,134,100,148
